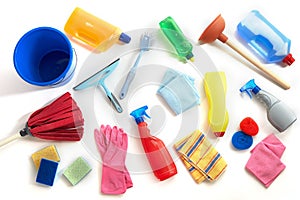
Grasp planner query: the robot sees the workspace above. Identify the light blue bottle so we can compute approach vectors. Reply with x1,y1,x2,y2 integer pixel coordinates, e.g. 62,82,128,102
237,10,295,66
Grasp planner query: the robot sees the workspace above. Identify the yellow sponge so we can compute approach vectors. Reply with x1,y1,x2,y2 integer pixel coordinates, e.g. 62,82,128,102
31,145,60,169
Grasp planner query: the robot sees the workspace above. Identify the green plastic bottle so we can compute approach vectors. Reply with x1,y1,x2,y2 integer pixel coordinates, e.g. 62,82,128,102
159,16,194,61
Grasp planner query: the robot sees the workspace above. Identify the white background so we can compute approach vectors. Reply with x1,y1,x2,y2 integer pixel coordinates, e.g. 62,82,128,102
1,0,300,199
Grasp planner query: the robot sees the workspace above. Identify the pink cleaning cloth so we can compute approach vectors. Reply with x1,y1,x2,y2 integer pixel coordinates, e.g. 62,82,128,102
245,134,286,188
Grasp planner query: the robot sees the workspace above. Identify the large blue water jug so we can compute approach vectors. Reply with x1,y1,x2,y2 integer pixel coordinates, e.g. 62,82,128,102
237,10,295,66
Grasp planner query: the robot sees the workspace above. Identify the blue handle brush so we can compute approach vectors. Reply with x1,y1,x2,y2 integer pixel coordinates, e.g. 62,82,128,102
119,33,151,99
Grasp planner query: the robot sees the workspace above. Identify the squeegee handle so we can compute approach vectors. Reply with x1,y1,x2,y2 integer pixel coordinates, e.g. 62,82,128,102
99,81,123,113
107,92,123,113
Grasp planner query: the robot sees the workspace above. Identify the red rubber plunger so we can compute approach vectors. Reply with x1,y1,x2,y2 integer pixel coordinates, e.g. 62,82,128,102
197,14,290,90
199,14,228,44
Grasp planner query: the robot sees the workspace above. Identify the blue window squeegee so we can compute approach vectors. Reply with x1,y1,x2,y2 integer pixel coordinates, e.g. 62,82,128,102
73,58,123,113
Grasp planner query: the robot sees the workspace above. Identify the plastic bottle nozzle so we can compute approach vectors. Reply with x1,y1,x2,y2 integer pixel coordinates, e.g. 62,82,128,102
130,105,151,124
239,79,261,98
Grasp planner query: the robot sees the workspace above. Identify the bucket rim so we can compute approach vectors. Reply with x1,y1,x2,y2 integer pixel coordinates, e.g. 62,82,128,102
13,26,74,86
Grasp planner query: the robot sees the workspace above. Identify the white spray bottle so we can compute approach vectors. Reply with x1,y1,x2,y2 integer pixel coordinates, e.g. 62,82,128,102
240,79,297,132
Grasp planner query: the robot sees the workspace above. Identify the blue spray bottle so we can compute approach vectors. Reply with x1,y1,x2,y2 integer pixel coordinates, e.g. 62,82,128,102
240,79,296,132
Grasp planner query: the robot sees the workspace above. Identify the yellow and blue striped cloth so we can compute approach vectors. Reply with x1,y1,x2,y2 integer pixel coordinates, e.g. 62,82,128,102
174,130,227,183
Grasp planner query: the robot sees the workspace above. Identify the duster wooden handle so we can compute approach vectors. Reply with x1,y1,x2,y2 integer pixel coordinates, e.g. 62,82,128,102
225,40,290,90
0,133,22,148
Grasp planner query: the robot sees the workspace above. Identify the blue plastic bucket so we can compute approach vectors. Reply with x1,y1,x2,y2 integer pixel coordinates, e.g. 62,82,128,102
13,27,76,86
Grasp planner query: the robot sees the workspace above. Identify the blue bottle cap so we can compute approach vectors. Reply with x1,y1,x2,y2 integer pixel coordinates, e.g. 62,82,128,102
119,32,131,43
231,131,253,150
186,52,194,61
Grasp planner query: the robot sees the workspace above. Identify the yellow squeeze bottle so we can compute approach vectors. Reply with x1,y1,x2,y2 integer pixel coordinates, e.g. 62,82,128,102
204,72,229,137
64,7,131,52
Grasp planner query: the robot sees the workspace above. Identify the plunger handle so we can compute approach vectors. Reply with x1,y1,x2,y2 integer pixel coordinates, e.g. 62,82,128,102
199,14,290,90
225,39,290,90
0,133,22,148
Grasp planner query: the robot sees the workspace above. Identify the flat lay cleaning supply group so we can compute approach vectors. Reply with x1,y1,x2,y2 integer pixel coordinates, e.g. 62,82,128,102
0,7,297,195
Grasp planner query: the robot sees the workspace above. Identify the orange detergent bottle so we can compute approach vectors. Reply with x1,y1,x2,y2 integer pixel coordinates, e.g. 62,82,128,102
204,72,229,137
64,7,131,52
130,105,177,181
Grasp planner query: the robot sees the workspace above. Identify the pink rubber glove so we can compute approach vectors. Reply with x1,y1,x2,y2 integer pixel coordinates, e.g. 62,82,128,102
101,125,133,188
94,125,132,194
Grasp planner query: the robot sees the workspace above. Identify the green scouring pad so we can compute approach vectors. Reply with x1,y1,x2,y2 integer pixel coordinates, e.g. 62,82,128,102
63,157,92,186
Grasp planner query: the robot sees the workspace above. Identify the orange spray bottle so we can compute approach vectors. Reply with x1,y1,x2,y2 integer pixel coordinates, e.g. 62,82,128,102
130,105,177,181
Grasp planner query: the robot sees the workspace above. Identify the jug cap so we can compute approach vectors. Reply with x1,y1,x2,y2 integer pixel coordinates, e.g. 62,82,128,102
282,53,295,66
119,32,131,43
